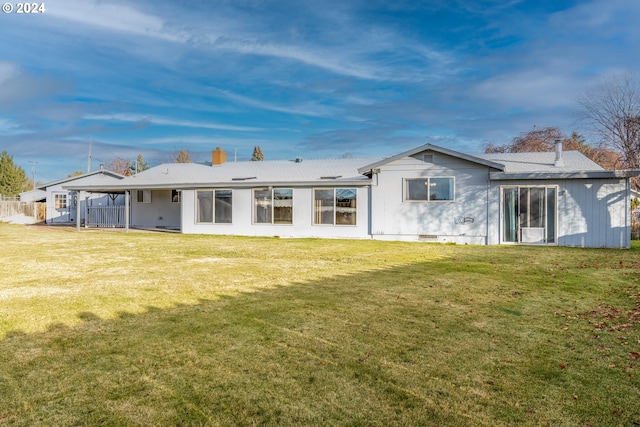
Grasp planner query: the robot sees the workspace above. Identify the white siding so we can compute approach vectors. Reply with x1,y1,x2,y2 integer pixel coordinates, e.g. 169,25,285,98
489,178,630,248
370,152,492,244
45,173,124,224
131,190,181,229
180,187,370,239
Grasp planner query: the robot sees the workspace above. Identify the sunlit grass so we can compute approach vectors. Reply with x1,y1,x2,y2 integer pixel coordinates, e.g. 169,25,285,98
0,223,638,426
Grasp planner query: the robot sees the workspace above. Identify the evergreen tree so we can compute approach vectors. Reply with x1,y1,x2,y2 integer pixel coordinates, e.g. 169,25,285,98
251,146,264,161
131,154,150,174
0,151,30,197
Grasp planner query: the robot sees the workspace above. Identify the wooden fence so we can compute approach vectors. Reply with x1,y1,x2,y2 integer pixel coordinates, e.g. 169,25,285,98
0,200,46,223
87,206,126,228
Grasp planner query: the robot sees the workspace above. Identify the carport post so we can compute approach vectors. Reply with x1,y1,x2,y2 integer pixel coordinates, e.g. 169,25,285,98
125,190,130,233
76,191,82,232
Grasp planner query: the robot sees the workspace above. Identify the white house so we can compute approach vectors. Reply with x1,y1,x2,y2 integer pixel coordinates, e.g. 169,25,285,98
38,169,126,225
66,144,639,248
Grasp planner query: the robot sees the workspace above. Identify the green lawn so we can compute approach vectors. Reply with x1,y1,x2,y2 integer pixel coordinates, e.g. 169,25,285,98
0,223,639,426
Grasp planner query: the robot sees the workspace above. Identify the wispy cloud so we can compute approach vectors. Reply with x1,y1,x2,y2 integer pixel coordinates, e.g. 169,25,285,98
46,0,184,42
208,88,340,118
84,113,263,132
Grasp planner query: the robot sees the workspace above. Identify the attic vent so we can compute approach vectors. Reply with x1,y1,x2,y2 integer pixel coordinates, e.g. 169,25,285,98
422,154,434,163
320,175,342,180
231,176,257,181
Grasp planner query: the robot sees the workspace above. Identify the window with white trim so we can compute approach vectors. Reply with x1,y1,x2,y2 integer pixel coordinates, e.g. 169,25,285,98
253,188,293,224
405,178,454,201
196,190,232,223
313,188,357,225
54,193,67,209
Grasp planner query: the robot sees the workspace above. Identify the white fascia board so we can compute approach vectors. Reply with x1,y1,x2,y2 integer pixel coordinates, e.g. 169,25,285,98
490,170,640,180
64,179,372,192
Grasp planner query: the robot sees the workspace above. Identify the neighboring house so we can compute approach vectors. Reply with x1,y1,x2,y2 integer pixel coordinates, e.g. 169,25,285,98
66,144,639,248
38,169,126,225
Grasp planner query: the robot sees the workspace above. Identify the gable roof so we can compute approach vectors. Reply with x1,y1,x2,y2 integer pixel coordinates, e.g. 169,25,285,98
41,169,126,189
358,143,506,174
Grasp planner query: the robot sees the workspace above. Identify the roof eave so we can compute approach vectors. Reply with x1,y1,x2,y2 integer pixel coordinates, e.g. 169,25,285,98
39,170,126,189
490,170,640,180
65,178,372,192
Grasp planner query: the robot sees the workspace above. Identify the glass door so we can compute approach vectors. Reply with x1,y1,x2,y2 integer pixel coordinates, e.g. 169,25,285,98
502,187,556,244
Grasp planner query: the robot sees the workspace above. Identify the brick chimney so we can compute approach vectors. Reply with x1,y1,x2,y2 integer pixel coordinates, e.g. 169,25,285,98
212,147,226,166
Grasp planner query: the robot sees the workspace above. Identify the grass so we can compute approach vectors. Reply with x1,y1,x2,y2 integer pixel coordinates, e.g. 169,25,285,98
0,223,639,426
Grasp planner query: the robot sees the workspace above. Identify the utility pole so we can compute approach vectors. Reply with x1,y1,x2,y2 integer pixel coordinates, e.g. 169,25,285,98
87,138,93,173
28,160,38,190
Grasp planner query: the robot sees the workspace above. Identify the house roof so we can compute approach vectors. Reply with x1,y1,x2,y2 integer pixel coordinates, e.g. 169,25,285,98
41,169,126,189
358,143,506,174
478,151,604,173
65,158,378,191
19,188,47,202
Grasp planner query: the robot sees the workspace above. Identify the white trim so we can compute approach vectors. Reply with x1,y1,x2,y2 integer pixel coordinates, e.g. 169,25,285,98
312,187,357,226
499,185,558,246
403,177,455,202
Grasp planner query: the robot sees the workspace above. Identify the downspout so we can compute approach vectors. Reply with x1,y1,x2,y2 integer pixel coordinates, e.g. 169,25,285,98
486,169,491,245
625,178,629,248
368,169,379,239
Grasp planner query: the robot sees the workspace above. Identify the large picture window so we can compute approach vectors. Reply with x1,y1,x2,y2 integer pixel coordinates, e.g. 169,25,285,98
254,188,293,224
313,188,357,225
196,190,232,223
405,178,454,201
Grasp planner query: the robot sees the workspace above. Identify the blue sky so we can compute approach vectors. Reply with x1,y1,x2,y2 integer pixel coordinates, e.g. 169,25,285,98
1,0,639,182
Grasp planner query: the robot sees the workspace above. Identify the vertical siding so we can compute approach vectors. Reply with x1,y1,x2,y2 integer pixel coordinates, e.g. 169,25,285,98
490,178,629,248
560,179,629,248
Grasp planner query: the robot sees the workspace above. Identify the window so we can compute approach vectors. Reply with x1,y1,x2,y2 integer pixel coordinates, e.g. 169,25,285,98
172,189,181,203
196,190,232,223
253,188,293,224
313,188,356,225
137,189,151,203
215,190,232,223
54,193,67,209
405,178,454,201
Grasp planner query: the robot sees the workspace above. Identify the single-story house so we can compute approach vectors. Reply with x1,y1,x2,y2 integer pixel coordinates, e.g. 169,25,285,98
34,168,126,225
66,144,639,248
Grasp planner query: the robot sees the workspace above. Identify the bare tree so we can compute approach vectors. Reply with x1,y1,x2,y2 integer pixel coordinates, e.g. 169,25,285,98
577,74,640,170
486,126,565,153
105,157,132,176
172,149,192,163
485,126,620,170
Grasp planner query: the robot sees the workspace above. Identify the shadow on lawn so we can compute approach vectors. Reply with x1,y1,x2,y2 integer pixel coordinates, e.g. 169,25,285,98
1,253,639,426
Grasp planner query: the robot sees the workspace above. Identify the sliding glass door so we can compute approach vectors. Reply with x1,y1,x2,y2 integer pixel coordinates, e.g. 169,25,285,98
502,186,556,244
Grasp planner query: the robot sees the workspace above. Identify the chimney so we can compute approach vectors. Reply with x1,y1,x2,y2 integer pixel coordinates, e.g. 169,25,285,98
212,147,226,166
554,139,564,167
